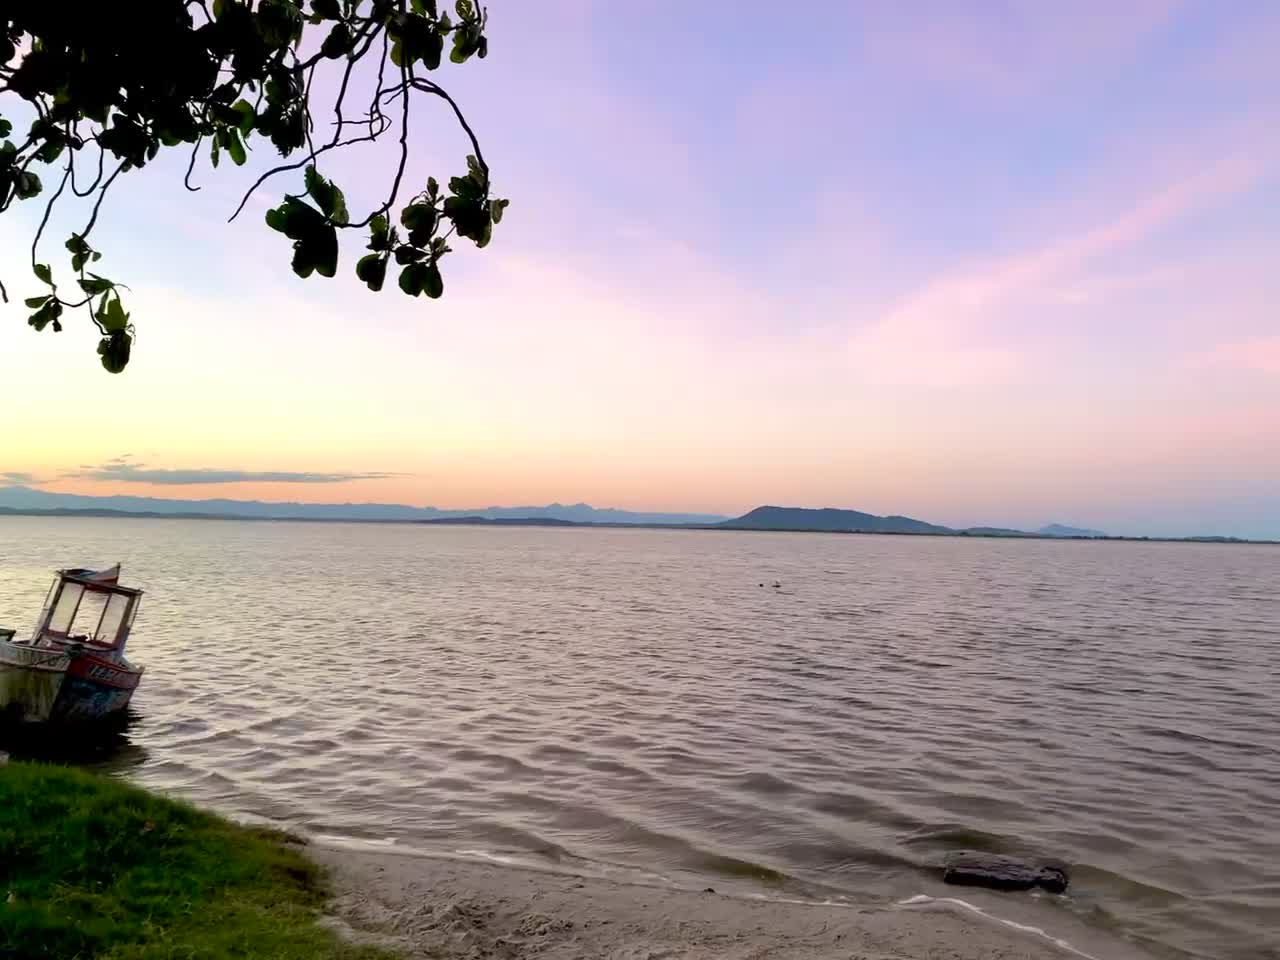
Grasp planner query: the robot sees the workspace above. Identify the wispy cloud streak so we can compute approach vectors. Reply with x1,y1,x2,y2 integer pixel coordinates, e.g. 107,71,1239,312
67,463,399,485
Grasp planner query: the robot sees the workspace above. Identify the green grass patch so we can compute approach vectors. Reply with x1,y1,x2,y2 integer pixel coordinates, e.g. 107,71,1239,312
0,761,390,959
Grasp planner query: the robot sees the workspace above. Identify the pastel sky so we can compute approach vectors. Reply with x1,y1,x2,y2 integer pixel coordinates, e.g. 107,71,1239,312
2,1,1279,537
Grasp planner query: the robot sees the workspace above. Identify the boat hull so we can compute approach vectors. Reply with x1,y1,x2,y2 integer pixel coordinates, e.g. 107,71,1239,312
49,651,142,722
0,643,71,723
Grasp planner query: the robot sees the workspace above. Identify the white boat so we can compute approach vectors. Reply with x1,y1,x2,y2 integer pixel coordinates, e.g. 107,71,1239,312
0,638,72,723
0,566,145,723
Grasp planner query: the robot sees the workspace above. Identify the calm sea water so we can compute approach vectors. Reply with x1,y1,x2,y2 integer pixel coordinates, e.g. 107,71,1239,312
0,517,1276,959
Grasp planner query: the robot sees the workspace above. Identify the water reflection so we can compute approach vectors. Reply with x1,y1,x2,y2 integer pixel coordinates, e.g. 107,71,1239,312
0,709,150,773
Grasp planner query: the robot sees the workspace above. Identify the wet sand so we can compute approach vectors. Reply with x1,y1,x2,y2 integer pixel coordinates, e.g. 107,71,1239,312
310,844,1152,960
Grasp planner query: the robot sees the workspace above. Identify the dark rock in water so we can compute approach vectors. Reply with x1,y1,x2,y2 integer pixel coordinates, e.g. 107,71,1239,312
943,852,1069,894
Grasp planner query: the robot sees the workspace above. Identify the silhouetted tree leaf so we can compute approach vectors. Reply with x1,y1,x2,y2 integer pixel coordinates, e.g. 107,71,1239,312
448,175,483,201
321,23,352,58
266,196,326,239
226,129,247,166
231,99,257,133
78,274,113,296
421,30,443,70
65,234,96,272
290,221,339,279
424,262,443,298
95,292,129,332
28,298,62,331
97,330,131,373
398,261,428,296
305,165,348,224
14,171,41,199
399,202,436,245
312,0,342,20
356,253,386,291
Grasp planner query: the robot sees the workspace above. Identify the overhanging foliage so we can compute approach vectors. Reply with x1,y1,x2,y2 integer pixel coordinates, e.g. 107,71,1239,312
0,0,507,371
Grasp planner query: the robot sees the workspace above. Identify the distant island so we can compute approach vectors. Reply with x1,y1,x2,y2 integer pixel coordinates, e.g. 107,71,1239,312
721,506,951,535
715,506,1113,538
712,507,1264,542
0,485,1272,543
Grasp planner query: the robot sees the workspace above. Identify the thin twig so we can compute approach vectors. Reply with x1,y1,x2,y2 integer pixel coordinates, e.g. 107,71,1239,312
86,298,104,336
369,31,390,138
71,137,107,198
33,159,74,273
328,52,360,147
229,155,320,221
346,61,410,230
410,78,487,174
303,64,318,146
294,6,381,73
184,136,205,192
80,161,128,241
227,123,392,222
325,21,386,146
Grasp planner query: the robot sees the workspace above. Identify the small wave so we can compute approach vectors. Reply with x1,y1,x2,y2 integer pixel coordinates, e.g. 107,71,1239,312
899,894,1101,960
454,846,679,887
455,848,523,865
312,833,399,849
696,853,788,885
899,824,1022,851
745,892,853,906
729,771,797,796
1067,864,1186,904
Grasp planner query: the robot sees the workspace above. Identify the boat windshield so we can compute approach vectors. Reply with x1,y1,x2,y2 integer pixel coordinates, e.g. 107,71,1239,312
41,578,138,649
46,582,85,635
76,591,110,641
96,593,132,646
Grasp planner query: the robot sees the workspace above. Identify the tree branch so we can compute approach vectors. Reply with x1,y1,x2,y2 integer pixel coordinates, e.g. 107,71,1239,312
71,135,107,198
80,160,128,242
227,119,394,223
368,30,390,138
346,60,410,231
33,158,73,274
184,136,205,192
408,77,487,175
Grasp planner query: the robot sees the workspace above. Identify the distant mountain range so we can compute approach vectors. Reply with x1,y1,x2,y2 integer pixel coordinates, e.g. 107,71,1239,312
0,485,1267,541
4,483,1209,540
0,486,726,526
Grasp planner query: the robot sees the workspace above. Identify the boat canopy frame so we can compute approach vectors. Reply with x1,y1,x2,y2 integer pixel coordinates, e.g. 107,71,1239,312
33,569,143,653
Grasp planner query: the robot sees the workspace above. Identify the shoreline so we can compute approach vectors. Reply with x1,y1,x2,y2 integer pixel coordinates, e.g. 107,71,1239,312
309,842,1160,960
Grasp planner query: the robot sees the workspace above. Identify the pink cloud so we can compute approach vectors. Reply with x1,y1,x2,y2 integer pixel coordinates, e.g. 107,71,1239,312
1204,337,1280,375
842,134,1273,385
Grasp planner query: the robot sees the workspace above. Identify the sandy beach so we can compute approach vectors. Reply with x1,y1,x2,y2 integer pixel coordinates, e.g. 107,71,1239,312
310,844,1156,960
